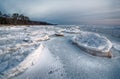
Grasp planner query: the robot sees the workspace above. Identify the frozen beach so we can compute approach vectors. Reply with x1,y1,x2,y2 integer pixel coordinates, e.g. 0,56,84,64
0,25,120,79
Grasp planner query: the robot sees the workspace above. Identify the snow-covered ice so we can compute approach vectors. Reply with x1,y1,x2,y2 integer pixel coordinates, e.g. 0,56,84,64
72,31,113,57
12,45,67,79
2,44,44,79
0,25,120,79
64,26,80,34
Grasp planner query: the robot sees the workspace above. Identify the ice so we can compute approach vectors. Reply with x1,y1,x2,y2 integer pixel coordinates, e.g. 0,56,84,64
0,25,120,79
72,31,112,55
0,25,64,78
12,46,67,79
113,42,120,51
4,44,44,78
0,61,8,72
64,26,80,34
31,35,50,42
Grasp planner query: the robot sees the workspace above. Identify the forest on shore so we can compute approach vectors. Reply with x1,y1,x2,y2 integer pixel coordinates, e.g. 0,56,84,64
0,11,53,25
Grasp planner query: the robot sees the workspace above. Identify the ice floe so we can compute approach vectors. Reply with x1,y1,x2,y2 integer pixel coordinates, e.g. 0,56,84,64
72,31,113,58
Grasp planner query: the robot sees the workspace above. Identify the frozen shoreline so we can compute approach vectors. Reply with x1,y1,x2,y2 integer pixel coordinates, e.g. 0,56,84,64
0,25,120,79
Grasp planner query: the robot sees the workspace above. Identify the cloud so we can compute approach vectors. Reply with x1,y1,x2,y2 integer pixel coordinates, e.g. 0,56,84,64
0,0,120,25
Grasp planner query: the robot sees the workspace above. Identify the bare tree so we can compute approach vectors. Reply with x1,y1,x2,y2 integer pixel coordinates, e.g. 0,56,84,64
0,11,2,24
24,16,30,24
0,11,2,17
19,14,25,24
12,13,19,24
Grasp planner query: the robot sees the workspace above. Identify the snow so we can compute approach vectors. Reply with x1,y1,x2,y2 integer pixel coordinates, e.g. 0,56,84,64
32,35,50,42
55,32,64,36
72,31,112,53
12,45,67,79
3,44,44,78
113,42,120,51
0,43,43,78
0,25,120,79
64,26,80,34
0,25,64,78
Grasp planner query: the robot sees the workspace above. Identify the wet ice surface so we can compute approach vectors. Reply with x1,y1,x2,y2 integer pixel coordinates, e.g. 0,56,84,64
0,25,120,79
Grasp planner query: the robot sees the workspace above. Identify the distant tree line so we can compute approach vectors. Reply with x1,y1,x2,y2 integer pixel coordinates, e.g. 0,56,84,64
0,11,52,25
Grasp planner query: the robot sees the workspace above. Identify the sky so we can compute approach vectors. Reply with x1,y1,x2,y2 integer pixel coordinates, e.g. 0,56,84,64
0,0,120,25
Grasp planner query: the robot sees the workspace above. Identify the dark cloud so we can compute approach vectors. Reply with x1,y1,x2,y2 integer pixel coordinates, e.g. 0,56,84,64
0,0,120,25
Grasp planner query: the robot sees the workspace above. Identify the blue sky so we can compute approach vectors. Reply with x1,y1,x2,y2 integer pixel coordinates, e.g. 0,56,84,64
0,0,120,25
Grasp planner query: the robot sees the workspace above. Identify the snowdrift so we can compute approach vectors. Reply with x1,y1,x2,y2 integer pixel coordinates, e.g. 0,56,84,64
72,31,113,58
0,44,44,79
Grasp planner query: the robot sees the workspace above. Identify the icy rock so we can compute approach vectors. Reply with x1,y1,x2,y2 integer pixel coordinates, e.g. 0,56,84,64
34,35,50,42
23,37,32,43
72,31,113,58
55,32,64,36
